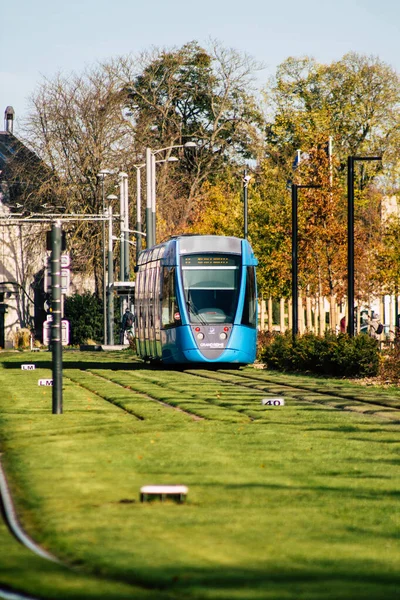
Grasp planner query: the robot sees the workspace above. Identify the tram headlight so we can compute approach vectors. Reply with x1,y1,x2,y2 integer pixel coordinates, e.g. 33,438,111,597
219,332,227,340
197,332,204,340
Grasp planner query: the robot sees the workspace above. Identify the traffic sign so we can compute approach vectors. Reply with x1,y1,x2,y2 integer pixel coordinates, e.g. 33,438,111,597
262,398,285,406
43,319,70,346
60,254,70,268
44,268,70,294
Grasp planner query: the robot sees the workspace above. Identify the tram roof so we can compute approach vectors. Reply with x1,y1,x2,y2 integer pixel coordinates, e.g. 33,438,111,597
136,235,255,267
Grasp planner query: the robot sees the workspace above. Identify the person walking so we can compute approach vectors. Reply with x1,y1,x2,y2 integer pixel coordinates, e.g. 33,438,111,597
368,313,383,339
120,307,134,344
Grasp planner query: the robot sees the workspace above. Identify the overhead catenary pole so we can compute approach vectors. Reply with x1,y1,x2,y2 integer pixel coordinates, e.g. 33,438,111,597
347,156,355,337
145,142,196,249
291,183,321,340
291,184,298,340
243,170,250,240
51,220,63,414
136,167,142,262
106,202,115,344
347,155,382,337
145,148,154,248
101,176,107,345
98,169,115,345
151,152,156,245
124,174,130,280
119,172,126,281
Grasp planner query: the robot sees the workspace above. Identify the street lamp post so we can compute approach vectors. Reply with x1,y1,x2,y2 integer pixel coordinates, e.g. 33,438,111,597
347,155,382,336
145,149,154,248
98,169,114,345
106,194,118,345
145,142,196,247
118,172,130,282
291,183,321,340
243,171,251,240
134,164,145,262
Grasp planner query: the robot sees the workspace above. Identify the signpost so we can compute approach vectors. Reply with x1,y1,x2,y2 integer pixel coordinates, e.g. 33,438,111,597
51,222,63,414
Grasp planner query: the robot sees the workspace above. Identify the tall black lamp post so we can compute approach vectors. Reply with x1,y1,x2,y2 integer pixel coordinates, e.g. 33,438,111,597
291,183,321,340
347,156,382,336
243,170,251,240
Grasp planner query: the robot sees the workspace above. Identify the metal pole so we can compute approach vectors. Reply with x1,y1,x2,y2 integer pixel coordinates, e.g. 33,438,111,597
347,156,355,337
347,155,381,337
136,167,142,262
291,184,298,340
107,205,114,344
101,177,107,345
151,153,156,245
119,173,126,281
243,169,248,240
146,148,153,248
124,175,130,281
51,220,62,414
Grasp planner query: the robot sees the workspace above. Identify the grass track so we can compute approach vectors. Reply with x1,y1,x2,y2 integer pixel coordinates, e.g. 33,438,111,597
0,350,399,600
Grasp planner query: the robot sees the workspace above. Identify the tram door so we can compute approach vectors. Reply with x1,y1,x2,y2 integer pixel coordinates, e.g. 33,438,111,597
143,268,150,358
148,266,156,358
154,264,162,357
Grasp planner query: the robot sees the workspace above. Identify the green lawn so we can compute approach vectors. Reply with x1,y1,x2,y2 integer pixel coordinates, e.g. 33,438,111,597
0,350,399,599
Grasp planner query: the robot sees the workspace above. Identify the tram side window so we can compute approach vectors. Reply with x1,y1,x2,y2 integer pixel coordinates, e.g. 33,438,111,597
161,267,180,328
241,267,257,327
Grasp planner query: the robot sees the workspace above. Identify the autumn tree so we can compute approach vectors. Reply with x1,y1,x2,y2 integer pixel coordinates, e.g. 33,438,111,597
261,52,400,309
186,169,244,238
124,40,264,237
19,63,136,294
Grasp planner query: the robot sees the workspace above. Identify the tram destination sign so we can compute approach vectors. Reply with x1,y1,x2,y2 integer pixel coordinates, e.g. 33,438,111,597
182,254,238,266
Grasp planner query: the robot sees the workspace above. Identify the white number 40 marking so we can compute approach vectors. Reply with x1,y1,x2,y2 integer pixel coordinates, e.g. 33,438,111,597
262,397,285,406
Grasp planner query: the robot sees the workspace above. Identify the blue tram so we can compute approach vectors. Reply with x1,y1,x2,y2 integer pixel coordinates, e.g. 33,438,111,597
134,235,258,365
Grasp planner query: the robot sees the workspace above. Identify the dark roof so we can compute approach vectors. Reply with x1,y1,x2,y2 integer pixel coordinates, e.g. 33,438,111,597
0,130,52,211
0,130,40,174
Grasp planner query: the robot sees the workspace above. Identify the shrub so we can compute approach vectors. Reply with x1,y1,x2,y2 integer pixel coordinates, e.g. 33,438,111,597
64,292,103,345
258,331,380,378
13,328,32,350
379,338,400,383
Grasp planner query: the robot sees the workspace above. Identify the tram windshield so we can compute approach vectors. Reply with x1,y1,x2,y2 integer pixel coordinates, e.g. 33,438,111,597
181,254,241,324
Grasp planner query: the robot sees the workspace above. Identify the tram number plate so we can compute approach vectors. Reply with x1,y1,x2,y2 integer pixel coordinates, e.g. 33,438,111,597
38,379,53,386
262,398,285,406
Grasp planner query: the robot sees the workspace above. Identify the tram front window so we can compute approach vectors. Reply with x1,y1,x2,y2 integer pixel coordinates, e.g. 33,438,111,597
181,254,241,324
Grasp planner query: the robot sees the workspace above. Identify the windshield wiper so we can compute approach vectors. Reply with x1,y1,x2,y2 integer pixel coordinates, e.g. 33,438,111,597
186,300,208,326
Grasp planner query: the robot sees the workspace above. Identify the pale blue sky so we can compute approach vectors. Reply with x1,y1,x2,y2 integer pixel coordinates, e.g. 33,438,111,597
2,0,399,133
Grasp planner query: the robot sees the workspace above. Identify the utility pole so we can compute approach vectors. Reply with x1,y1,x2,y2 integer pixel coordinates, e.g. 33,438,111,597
123,175,130,281
291,184,321,340
347,155,382,336
51,220,62,414
119,172,127,281
146,148,154,248
106,200,117,344
243,170,250,240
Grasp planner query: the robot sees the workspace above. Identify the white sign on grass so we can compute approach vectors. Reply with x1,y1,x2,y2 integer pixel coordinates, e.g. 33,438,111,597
38,379,53,386
261,397,285,406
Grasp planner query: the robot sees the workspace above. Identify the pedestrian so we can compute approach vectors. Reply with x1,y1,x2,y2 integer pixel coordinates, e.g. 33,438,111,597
368,313,383,339
340,316,346,334
120,307,134,344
